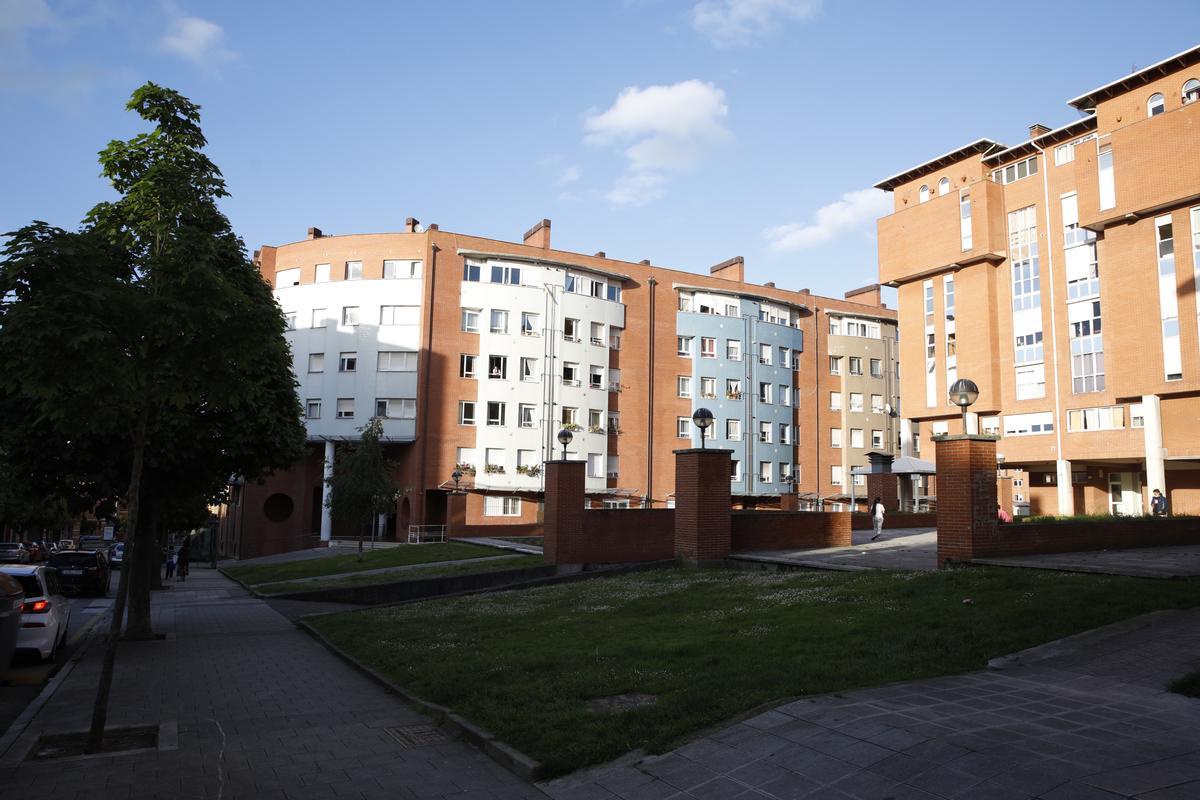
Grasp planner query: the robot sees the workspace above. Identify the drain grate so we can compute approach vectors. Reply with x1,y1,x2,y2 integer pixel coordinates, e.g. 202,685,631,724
383,724,451,749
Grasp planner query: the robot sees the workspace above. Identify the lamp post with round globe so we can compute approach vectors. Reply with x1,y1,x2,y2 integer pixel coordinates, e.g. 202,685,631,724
557,428,573,460
691,408,714,449
451,469,462,493
949,378,980,433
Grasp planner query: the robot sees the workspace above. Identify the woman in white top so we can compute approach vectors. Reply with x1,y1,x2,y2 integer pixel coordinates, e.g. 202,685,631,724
870,497,885,541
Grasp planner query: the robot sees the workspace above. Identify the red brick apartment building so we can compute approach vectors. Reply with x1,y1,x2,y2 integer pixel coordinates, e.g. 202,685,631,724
875,45,1200,517
218,220,898,557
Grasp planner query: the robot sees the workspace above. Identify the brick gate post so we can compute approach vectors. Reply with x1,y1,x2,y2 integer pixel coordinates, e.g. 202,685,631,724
934,435,998,567
673,448,733,564
543,460,586,565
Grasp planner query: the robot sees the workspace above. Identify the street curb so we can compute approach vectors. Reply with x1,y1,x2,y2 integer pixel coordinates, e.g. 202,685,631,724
0,606,112,763
970,557,1195,580
727,554,874,573
295,618,547,786
988,608,1181,671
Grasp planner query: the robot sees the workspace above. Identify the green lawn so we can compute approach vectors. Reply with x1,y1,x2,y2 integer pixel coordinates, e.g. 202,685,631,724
257,554,545,596
309,567,1200,776
224,542,506,586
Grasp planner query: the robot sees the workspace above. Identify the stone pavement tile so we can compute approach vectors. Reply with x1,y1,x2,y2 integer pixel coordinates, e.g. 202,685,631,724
866,727,928,751
641,754,719,791
754,771,822,799
904,764,985,798
675,740,750,774
1079,756,1200,796
988,761,1073,796
868,752,936,782
688,776,755,799
828,740,892,768
743,710,795,731
1037,781,1127,799
1139,780,1200,799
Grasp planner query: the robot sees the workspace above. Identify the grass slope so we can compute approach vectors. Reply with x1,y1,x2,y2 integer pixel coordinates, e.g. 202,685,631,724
258,554,545,595
224,542,502,586
310,567,1200,776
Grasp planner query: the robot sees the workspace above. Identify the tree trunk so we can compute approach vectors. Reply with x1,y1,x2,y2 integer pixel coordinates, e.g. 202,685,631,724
123,502,158,640
87,407,147,754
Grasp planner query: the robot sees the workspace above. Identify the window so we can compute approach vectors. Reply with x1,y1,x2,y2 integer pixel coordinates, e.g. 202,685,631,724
726,339,742,360
700,377,716,398
991,155,1038,185
1147,92,1165,117
1098,145,1115,210
1015,331,1044,365
345,261,362,280
338,352,357,372
461,309,480,332
726,419,742,441
383,259,419,279
938,177,950,196
458,401,476,425
587,453,603,479
919,184,929,203
590,280,604,299
463,262,482,282
759,421,772,443
315,263,331,283
610,330,623,350
849,357,862,376
850,429,864,449
700,337,716,358
490,309,508,334
486,401,506,427
276,268,300,287
831,428,842,448
871,394,883,413
565,275,580,293
521,357,537,382
678,293,693,312
607,284,622,302
830,391,842,410
778,346,789,368
871,430,883,449
590,322,604,345
563,318,579,341
1016,364,1045,400
518,404,536,428
677,376,692,398
305,399,321,419
779,463,791,483
677,336,693,356
378,351,415,372
308,353,324,373
981,416,1000,435
490,265,521,285
726,378,742,399
1004,412,1054,436
488,355,507,380
677,417,692,438
484,497,522,517
336,398,354,419
1061,193,1094,249
342,306,360,326
517,449,537,470
375,398,416,419
590,365,604,390
758,344,771,365
1009,206,1041,311
829,319,841,335
1054,133,1096,166
725,303,739,317
924,280,934,321
588,408,603,430
758,382,772,404
1067,406,1125,432
779,423,791,445
311,308,327,328
960,189,972,250
562,362,580,386
1131,403,1145,428
379,305,419,325
779,385,790,406
608,412,621,432
561,407,578,426
759,462,773,483
1069,300,1104,393
849,393,863,412
730,459,741,482
284,312,296,330
831,465,844,486
522,312,540,336
459,354,477,378
829,356,842,375
1156,215,1183,380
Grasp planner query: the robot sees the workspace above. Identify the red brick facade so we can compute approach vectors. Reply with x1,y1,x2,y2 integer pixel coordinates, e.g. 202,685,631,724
730,511,850,551
934,436,998,567
673,449,733,563
542,460,585,565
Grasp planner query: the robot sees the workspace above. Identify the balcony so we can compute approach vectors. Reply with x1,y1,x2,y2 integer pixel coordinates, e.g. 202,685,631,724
877,178,1006,285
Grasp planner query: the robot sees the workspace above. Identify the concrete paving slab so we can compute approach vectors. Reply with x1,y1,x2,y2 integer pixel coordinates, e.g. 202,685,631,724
972,544,1200,579
731,528,938,572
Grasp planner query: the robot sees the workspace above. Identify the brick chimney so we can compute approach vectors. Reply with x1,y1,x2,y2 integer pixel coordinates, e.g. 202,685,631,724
594,251,606,258
1029,123,1051,138
307,227,322,240
405,217,420,233
844,283,882,306
523,219,551,249
710,256,744,282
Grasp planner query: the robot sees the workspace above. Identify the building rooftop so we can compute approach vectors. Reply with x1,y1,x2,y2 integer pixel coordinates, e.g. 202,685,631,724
873,139,1004,192
1068,44,1200,110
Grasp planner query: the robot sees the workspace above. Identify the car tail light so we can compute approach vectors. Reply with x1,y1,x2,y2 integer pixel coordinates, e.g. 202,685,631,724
21,599,50,613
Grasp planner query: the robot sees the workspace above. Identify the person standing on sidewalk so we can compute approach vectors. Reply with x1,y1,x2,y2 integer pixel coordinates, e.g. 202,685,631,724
1151,489,1169,517
164,547,176,580
870,497,885,542
177,537,190,581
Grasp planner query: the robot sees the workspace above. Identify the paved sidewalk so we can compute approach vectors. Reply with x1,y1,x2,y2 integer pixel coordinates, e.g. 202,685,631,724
974,544,1200,579
732,528,938,572
543,608,1200,800
0,568,545,800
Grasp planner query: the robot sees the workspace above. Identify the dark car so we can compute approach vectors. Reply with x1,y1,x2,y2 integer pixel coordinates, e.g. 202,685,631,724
47,550,110,596
0,543,30,564
109,543,125,569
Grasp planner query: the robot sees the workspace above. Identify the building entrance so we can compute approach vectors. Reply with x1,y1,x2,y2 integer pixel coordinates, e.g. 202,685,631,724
1108,472,1142,515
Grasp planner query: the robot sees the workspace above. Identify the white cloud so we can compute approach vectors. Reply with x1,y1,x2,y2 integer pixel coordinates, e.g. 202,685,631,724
764,189,891,252
586,79,730,206
692,0,821,47
160,16,236,66
555,164,582,187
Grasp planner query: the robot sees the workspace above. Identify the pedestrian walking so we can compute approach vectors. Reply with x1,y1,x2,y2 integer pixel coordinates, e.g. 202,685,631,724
164,547,176,580
1151,489,1168,517
177,537,191,581
870,496,885,541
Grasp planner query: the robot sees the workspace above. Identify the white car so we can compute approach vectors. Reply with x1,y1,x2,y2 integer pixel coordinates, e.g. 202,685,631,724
0,565,71,662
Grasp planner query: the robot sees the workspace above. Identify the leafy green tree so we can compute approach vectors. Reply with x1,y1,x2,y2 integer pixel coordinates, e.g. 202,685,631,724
0,83,305,752
327,418,403,561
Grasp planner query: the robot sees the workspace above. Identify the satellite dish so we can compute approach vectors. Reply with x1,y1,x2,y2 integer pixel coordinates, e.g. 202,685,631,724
884,403,893,415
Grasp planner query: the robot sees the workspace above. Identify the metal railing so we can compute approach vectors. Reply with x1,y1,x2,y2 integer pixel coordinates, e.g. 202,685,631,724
407,525,447,544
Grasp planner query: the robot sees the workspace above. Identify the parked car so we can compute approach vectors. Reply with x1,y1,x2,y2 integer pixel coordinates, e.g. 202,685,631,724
48,550,110,597
0,543,30,564
109,542,125,569
0,573,24,670
0,565,71,662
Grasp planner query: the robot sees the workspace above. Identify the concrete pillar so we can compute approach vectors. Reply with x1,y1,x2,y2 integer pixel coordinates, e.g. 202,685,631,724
320,440,334,542
1142,394,1166,497
543,460,585,565
934,435,998,567
964,411,979,436
1056,459,1073,516
446,491,468,538
780,493,800,512
899,419,914,458
674,448,733,563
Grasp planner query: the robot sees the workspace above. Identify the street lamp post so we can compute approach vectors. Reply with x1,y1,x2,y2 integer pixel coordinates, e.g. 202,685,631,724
451,469,462,493
691,408,714,449
557,428,573,460
949,378,980,433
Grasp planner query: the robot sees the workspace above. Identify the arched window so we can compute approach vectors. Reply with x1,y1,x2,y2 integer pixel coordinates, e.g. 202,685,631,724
919,184,929,203
938,177,950,196
1184,79,1200,104
1147,92,1165,117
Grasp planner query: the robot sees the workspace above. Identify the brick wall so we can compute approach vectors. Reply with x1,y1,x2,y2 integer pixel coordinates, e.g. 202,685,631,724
865,473,899,512
543,460,585,565
985,517,1200,558
730,511,851,551
935,436,998,567
674,449,733,562
574,510,675,562
850,512,938,530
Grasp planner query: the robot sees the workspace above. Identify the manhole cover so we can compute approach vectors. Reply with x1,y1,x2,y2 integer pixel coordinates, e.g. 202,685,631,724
587,694,658,714
383,724,451,749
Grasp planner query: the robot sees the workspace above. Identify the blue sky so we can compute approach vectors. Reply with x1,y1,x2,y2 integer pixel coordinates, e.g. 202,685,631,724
3,1,1198,301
